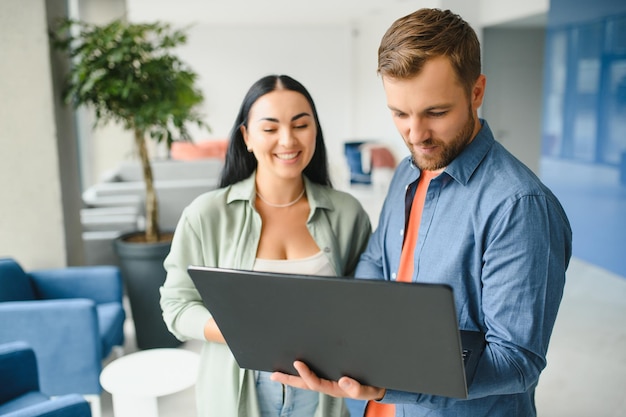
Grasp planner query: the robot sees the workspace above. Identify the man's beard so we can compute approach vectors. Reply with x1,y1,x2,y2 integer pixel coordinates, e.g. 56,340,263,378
410,110,476,171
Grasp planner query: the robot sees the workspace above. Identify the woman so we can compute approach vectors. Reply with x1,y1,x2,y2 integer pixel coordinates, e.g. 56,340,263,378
160,74,372,417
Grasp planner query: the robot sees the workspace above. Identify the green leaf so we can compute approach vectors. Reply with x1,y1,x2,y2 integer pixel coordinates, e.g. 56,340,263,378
50,18,208,145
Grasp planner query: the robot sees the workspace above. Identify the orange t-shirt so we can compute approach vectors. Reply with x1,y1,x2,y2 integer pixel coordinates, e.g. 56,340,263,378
364,170,438,417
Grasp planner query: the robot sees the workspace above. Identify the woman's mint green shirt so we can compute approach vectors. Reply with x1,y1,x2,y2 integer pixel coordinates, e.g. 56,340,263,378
161,173,372,417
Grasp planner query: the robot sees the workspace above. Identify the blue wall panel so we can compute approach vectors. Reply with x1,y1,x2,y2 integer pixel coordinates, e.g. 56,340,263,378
541,0,626,277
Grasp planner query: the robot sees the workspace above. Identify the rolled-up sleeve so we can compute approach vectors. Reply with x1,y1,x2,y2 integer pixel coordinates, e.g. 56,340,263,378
160,212,213,342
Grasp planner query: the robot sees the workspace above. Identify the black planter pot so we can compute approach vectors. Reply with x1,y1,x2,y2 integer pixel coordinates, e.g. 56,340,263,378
113,231,181,350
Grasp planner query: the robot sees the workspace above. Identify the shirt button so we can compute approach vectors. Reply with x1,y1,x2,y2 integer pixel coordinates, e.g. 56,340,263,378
400,229,404,236
323,247,331,253
391,273,397,279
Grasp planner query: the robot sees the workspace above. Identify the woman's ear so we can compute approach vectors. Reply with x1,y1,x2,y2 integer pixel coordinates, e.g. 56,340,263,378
240,124,251,151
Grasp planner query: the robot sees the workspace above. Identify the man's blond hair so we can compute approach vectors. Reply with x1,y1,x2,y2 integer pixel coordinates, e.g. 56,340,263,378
378,8,481,97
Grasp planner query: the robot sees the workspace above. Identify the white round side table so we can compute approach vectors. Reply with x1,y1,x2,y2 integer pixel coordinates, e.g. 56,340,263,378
100,348,200,417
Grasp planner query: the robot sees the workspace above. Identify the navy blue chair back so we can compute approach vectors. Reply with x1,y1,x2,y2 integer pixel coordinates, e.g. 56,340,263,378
0,258,36,302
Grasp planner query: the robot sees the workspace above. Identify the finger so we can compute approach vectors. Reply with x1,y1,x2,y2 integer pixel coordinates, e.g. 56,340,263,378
337,376,361,397
270,371,309,390
292,361,321,385
338,376,386,401
292,361,347,396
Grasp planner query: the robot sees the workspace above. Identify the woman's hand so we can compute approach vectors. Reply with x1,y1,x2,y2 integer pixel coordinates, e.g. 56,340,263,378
271,361,386,400
203,318,226,343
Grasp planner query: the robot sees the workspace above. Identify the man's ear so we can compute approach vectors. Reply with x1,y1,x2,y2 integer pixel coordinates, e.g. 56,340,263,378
471,74,486,110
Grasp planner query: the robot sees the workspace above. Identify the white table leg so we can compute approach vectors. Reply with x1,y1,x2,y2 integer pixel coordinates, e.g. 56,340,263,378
111,394,158,417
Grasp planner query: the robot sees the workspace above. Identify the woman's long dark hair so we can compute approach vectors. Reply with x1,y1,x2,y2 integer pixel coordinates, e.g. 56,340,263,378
218,74,332,188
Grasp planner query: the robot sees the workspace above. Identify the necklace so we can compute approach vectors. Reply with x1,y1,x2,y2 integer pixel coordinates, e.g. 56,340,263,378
256,188,305,208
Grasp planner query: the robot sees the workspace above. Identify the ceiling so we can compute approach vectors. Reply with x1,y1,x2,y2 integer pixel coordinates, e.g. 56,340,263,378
126,0,547,29
125,0,438,26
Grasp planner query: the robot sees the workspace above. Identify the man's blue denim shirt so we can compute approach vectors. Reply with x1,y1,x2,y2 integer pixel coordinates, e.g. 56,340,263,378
355,120,573,416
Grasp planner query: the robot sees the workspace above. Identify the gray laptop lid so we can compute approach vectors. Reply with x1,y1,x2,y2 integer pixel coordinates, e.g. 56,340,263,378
188,266,484,398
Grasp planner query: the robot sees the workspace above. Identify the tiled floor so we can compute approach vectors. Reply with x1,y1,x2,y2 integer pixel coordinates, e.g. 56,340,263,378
98,184,626,417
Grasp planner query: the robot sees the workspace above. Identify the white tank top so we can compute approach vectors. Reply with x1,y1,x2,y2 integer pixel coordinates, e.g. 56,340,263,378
252,251,334,276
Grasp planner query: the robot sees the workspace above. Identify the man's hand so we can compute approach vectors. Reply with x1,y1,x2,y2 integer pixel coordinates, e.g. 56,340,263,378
271,361,386,400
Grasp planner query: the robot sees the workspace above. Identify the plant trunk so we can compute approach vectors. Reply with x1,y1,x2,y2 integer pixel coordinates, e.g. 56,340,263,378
134,128,159,243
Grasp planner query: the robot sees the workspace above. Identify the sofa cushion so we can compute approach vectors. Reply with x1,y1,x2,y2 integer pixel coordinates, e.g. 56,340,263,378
0,391,49,415
0,259,36,302
97,303,125,358
0,341,39,404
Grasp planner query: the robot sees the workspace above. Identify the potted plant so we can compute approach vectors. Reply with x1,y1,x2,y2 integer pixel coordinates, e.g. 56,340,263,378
52,19,209,349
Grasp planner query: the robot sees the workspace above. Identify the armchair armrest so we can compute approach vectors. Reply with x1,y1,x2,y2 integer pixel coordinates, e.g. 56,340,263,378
3,394,92,417
29,266,123,305
0,299,103,395
0,341,38,404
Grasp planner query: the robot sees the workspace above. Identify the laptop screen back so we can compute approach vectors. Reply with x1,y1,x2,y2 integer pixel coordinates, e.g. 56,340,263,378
188,266,483,398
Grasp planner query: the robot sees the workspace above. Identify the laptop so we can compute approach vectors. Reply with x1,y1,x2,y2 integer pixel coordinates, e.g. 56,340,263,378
188,266,485,398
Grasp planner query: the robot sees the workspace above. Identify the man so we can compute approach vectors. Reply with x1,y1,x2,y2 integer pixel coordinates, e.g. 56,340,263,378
272,8,573,417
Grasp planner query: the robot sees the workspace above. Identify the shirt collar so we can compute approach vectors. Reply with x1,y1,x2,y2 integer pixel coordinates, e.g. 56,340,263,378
225,173,257,204
444,119,495,186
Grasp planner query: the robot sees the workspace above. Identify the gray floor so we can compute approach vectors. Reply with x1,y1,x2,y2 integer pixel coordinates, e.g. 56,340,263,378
535,258,626,416
99,185,626,417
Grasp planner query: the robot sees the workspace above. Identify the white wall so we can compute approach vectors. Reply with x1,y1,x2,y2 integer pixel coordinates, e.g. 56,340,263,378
75,0,134,188
482,28,546,174
88,1,443,186
350,4,435,164
175,24,354,184
0,0,66,268
85,0,550,184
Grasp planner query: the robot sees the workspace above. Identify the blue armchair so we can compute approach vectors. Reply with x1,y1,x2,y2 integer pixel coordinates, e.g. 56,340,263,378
0,257,125,413
0,341,92,416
